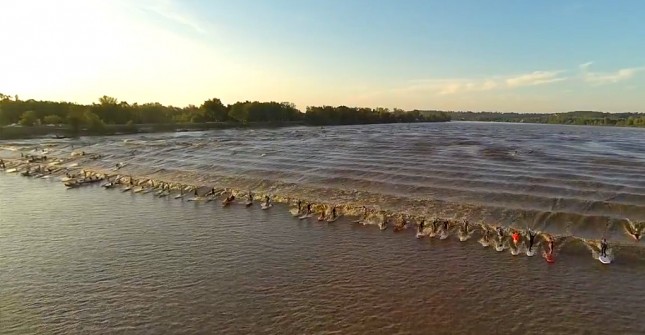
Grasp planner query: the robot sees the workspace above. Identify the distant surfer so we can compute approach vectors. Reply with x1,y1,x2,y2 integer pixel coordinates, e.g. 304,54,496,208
297,200,303,214
246,192,253,207
547,237,554,255
306,203,312,215
442,220,449,233
330,207,337,220
527,230,537,252
430,219,439,234
497,226,505,239
511,230,521,245
418,220,425,233
263,195,271,207
600,238,608,257
318,207,326,221
223,194,235,206
461,219,469,233
0,159,5,169
361,206,369,220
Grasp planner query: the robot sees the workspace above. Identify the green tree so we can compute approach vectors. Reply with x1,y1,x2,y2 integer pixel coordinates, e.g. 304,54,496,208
0,106,7,125
43,114,64,125
200,98,228,122
228,102,249,123
85,111,106,133
67,108,86,134
19,110,38,126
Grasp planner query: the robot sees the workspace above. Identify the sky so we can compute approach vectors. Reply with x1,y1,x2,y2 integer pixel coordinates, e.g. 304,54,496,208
0,0,643,113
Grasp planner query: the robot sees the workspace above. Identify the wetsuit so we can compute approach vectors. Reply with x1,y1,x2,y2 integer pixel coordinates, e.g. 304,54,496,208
528,232,536,251
462,220,469,233
443,221,448,232
600,240,608,257
331,208,337,219
306,204,312,214
418,220,425,233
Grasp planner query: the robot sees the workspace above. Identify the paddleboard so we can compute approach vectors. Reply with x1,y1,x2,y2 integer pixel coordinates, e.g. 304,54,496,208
495,244,504,252
245,201,253,207
326,217,339,223
122,186,132,192
6,168,17,173
440,232,449,240
545,254,555,263
598,255,611,264
379,224,388,231
133,187,144,193
298,213,312,220
459,235,469,242
526,249,535,257
511,249,520,256
174,194,184,199
416,232,425,239
187,197,201,202
261,204,272,210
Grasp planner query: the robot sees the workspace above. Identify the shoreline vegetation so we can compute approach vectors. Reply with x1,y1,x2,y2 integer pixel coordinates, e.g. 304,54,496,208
450,110,645,127
0,94,449,139
0,94,643,139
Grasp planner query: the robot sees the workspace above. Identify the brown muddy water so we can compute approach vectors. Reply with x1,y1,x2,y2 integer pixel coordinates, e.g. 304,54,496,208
1,122,644,334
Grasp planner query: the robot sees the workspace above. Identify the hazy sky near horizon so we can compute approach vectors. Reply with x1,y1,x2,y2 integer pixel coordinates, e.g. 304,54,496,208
1,0,643,113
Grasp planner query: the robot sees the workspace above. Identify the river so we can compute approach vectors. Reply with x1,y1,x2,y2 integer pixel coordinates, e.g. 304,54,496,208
1,122,644,334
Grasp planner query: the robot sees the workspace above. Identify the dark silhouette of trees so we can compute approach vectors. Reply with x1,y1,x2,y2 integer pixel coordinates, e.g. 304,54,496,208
0,93,453,139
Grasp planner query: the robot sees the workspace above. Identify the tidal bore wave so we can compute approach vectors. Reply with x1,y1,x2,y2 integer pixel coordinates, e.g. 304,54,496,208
1,123,644,263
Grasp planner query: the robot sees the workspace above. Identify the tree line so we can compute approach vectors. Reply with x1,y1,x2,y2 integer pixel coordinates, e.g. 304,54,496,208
0,94,450,134
449,111,645,127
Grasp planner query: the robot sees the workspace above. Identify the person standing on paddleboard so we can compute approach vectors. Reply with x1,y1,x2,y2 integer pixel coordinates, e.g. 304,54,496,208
418,220,425,233
600,238,608,257
511,230,521,244
547,237,554,255
527,230,537,252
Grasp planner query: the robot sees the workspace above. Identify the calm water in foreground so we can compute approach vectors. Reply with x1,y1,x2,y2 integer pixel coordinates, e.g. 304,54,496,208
1,173,644,334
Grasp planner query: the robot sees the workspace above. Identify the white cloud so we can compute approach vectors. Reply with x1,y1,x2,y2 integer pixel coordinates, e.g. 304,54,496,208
580,63,644,84
579,61,593,70
394,70,565,96
126,0,208,35
505,71,566,87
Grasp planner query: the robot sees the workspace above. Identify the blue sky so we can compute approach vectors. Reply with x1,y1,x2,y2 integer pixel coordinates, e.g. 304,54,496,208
1,0,643,112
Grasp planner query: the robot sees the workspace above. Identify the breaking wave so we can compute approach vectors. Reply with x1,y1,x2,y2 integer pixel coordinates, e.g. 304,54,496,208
1,122,644,262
